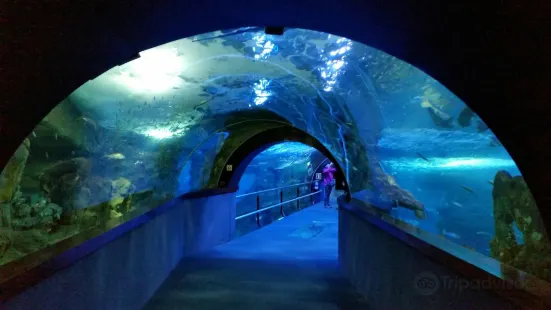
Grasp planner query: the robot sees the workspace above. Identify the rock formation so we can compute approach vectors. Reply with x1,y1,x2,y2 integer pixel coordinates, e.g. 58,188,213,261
0,138,30,203
490,170,551,281
370,159,425,219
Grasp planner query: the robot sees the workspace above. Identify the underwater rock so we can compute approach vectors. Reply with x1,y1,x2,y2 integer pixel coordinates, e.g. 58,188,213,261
490,170,551,280
15,203,32,218
85,176,113,205
80,209,99,228
0,138,30,203
421,100,454,129
109,209,122,219
0,202,12,228
33,100,89,150
457,107,474,127
488,136,503,148
107,177,135,214
0,231,10,257
476,120,489,133
371,164,425,219
112,177,133,196
11,229,50,254
39,157,92,213
427,107,454,128
10,196,62,231
12,217,39,230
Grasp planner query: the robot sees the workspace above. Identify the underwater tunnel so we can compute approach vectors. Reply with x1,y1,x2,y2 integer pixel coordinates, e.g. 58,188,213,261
1,1,551,309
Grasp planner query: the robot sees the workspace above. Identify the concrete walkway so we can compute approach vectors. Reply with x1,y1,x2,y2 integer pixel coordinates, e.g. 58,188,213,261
145,199,370,310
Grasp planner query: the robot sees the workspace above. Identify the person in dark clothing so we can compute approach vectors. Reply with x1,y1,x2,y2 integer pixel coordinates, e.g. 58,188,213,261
322,163,337,207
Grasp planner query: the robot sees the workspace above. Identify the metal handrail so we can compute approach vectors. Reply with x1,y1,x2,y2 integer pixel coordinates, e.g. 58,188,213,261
235,190,321,220
235,181,316,198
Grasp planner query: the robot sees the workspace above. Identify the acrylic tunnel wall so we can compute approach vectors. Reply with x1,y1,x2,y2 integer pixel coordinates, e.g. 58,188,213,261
0,27,550,295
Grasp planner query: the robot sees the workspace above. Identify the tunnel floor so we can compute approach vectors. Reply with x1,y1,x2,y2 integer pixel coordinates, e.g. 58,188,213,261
144,197,370,310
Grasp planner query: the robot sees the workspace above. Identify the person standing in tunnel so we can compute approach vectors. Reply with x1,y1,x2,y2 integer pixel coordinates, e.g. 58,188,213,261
322,162,337,208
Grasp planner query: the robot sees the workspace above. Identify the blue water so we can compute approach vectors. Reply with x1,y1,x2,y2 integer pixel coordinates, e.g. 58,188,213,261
376,128,524,255
232,130,532,256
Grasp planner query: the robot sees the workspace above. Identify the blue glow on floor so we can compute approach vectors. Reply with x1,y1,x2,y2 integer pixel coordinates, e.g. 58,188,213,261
207,203,339,262
145,198,370,309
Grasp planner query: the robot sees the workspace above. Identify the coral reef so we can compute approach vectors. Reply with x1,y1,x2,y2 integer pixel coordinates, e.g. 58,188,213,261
108,177,135,218
9,193,63,231
0,231,10,258
39,157,92,223
490,170,551,281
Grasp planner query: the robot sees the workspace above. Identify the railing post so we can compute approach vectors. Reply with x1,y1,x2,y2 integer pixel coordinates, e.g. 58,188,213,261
280,190,285,217
256,195,261,227
311,183,314,205
296,186,300,210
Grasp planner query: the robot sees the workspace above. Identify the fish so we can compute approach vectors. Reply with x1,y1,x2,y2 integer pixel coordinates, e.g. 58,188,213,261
416,152,431,163
76,116,97,130
32,131,36,138
476,231,493,237
488,180,494,186
457,107,475,127
451,201,463,208
442,230,460,239
102,153,126,160
194,97,214,108
54,133,58,140
460,185,474,194
45,152,49,159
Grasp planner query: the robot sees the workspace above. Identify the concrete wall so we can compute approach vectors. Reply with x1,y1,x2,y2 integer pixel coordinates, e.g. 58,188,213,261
338,206,517,310
4,192,236,310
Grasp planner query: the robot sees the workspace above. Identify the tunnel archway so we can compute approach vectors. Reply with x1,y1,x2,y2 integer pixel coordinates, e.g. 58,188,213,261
1,25,549,284
231,141,336,237
2,3,550,240
216,125,349,196
2,4,549,302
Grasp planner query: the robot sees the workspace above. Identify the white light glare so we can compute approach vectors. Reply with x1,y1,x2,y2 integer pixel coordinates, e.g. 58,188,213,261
319,35,353,92
253,78,271,105
383,157,516,171
114,48,183,93
438,158,514,169
143,127,184,139
253,34,276,60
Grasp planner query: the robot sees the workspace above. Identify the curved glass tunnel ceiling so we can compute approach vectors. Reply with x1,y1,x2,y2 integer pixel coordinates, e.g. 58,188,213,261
1,27,549,288
71,28,505,167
